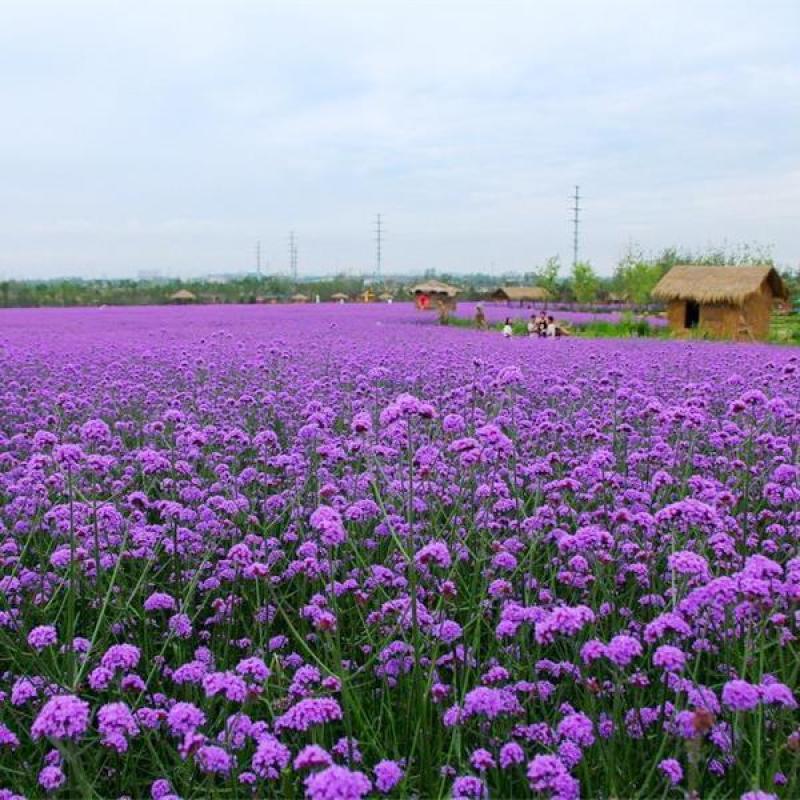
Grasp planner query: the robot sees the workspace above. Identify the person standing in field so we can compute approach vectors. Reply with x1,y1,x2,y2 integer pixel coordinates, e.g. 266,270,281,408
475,304,488,330
502,318,513,338
527,315,537,336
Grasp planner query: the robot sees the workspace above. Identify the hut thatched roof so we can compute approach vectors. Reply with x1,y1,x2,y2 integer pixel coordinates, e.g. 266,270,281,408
491,286,551,302
652,265,788,306
330,292,348,301
169,289,196,302
378,292,393,300
410,280,459,297
290,293,309,302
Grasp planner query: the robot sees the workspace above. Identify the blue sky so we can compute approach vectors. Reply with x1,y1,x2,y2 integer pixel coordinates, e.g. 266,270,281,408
0,0,798,279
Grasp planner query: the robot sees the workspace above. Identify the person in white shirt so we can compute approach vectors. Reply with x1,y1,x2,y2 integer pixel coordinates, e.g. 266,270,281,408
502,318,513,338
546,315,557,338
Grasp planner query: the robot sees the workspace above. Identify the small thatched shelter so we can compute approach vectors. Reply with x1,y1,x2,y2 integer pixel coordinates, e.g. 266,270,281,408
290,293,309,304
168,289,197,304
378,292,394,303
411,280,459,313
330,292,349,303
652,265,787,341
490,286,551,306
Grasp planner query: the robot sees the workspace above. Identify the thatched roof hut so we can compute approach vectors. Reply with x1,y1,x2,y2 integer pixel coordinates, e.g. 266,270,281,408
491,286,551,305
330,292,349,303
168,289,197,304
410,280,459,313
378,292,393,302
652,265,787,341
290,293,309,303
411,279,458,297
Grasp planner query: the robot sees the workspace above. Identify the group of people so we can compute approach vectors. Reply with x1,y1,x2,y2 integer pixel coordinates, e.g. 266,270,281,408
527,311,569,338
474,305,569,338
497,311,569,338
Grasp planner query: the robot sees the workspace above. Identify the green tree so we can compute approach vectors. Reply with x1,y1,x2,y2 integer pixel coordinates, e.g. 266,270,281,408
613,245,663,304
534,255,561,297
571,260,599,303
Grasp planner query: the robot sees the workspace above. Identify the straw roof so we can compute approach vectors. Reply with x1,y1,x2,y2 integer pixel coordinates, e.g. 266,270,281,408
410,279,459,296
169,289,196,301
491,286,551,301
652,265,788,306
290,293,309,302
378,292,393,300
330,292,349,300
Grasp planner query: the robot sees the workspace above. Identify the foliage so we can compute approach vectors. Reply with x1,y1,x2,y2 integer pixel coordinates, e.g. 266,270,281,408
0,274,371,308
769,313,800,344
612,245,667,305
570,314,667,339
570,261,599,304
532,255,561,297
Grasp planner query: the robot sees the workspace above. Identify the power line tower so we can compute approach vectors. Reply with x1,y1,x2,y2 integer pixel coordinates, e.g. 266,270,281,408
289,231,298,283
256,240,262,278
571,185,581,268
374,213,383,283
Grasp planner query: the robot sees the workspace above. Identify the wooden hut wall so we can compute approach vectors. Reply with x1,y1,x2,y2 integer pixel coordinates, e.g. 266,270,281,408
698,303,736,339
666,290,772,341
665,301,685,333
740,282,773,340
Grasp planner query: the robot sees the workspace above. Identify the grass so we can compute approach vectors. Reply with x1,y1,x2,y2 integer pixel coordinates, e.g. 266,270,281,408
769,313,800,344
445,311,800,345
442,313,667,339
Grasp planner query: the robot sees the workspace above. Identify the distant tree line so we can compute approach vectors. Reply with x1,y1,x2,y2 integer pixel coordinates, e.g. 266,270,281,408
1,243,796,308
0,274,369,308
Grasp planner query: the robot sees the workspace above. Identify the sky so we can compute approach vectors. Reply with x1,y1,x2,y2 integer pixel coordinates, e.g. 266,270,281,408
0,0,798,280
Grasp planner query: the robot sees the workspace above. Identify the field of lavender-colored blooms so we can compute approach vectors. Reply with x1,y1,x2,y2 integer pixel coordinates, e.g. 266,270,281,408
1,303,799,800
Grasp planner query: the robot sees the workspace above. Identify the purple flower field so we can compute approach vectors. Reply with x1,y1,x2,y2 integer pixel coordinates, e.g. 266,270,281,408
0,303,798,799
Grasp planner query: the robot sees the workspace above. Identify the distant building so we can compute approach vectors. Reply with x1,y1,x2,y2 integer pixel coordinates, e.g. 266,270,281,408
490,286,551,306
168,289,197,304
652,265,787,341
410,280,459,311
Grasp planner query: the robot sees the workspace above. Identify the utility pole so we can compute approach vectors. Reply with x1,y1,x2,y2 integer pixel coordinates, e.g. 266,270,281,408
571,185,581,269
374,213,383,283
289,231,298,283
256,240,261,278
